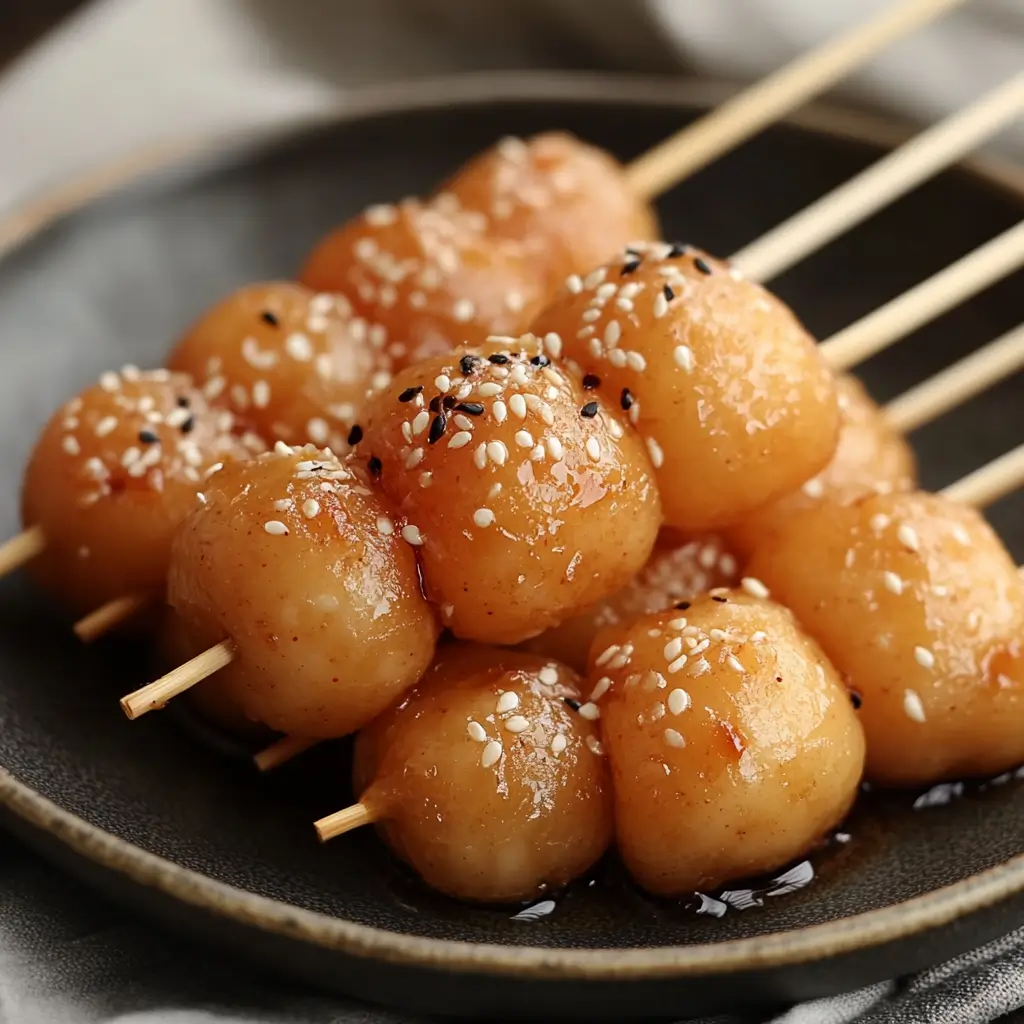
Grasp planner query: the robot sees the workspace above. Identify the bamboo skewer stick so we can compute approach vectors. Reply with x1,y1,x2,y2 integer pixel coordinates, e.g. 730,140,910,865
74,593,150,643
120,640,235,720
253,735,320,772
0,525,45,577
885,322,1024,433
623,0,970,200
820,221,1024,371
941,444,1024,508
314,803,377,842
732,72,1024,282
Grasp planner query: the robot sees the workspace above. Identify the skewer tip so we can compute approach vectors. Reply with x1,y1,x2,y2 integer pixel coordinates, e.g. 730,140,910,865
314,803,376,842
253,735,319,772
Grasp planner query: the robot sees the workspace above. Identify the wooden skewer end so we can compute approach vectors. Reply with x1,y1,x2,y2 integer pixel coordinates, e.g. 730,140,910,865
75,593,150,643
253,735,319,772
314,803,376,842
119,639,235,722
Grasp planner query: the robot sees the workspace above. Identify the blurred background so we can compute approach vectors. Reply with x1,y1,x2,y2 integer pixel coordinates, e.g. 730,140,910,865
1,0,1022,217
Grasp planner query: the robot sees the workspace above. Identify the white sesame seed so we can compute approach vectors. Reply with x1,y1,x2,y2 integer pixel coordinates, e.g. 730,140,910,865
551,733,568,755
99,372,120,393
586,735,605,756
453,299,475,323
205,462,224,479
467,721,487,742
727,655,745,673
667,654,689,674
448,431,472,449
742,577,770,599
401,525,423,545
604,321,621,347
94,416,118,437
434,374,451,393
412,411,430,435
596,283,617,300
646,437,664,468
664,728,686,749
505,715,530,734
496,691,519,714
505,291,524,312
579,702,601,720
668,617,687,629
673,345,695,372
903,689,926,723
691,638,711,655
274,441,293,457
365,203,398,226
586,437,601,461
545,436,564,460
285,333,313,361
653,292,669,319
405,449,424,468
478,382,502,397
616,298,634,313
582,309,601,323
481,741,502,767
914,646,935,669
453,414,474,430
898,524,920,551
376,516,394,535
354,237,377,260
515,430,534,448
544,332,563,357
883,571,904,595
306,418,329,445
667,688,690,715
595,644,619,667
584,268,607,289
509,394,527,419
62,435,80,455
486,441,508,465
626,351,647,371
566,274,583,294
537,666,559,686
473,507,495,528
802,477,825,499
489,400,508,425
472,444,488,469
264,520,288,536
663,638,683,661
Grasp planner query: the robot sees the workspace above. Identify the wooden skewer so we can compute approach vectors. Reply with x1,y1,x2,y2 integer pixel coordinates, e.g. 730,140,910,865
120,640,235,720
73,593,150,643
820,220,1024,371
885,322,1024,433
732,72,1024,282
253,735,319,772
0,525,45,577
624,0,969,200
314,802,377,842
941,443,1024,508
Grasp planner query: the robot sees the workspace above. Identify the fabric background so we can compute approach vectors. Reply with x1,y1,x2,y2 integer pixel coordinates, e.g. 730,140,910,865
1,1,1023,1021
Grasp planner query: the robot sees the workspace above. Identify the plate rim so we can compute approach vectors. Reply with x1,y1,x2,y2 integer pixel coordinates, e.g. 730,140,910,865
1,67,1023,983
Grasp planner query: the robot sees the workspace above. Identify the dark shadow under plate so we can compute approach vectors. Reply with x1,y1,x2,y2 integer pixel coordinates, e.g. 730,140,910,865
0,75,1021,1019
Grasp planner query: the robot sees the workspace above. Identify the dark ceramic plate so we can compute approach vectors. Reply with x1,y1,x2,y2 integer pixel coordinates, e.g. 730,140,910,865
0,74,1022,1021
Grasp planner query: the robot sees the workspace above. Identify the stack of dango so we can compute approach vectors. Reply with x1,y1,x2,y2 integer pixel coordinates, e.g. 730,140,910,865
5,125,1024,909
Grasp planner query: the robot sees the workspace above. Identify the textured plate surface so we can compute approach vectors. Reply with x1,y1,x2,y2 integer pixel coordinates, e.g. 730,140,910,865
0,75,1021,1020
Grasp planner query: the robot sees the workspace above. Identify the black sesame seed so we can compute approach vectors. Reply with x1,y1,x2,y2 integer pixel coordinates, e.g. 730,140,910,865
427,413,447,445
712,596,728,603
398,386,423,403
675,601,691,610
580,402,599,418
368,456,382,477
442,395,456,410
138,429,159,445
663,284,674,302
620,388,633,410
260,311,280,327
667,242,689,258
428,396,442,413
459,355,479,375
563,698,581,712
488,354,509,365
177,396,191,408
530,354,550,367
347,424,363,446
694,257,713,275
850,691,863,709
582,374,601,390
180,415,195,434
621,258,642,276
455,402,484,416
